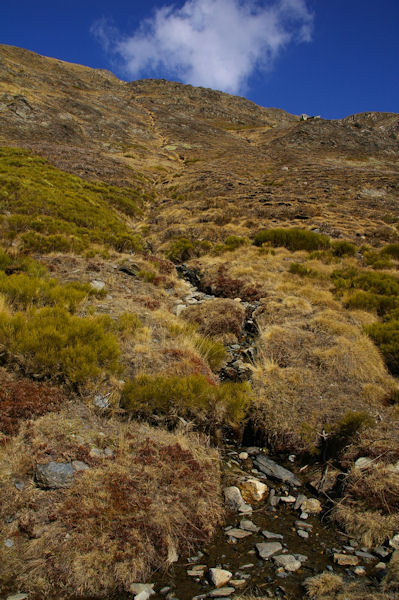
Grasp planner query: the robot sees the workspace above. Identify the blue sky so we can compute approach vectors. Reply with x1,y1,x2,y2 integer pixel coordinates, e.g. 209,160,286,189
1,0,398,119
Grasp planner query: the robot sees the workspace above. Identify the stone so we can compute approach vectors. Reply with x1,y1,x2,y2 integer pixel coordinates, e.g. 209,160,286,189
262,530,283,540
297,530,309,539
229,580,246,588
256,542,283,560
254,455,301,486
295,520,313,531
355,550,375,561
188,570,204,577
35,461,75,489
294,494,307,510
354,457,374,469
239,452,249,460
174,304,187,317
390,534,399,550
374,546,391,559
208,587,235,597
72,460,90,472
6,595,29,600
5,538,14,548
224,487,252,514
239,519,259,533
246,447,261,456
89,447,104,458
294,554,308,563
239,478,268,503
268,489,279,507
273,555,302,572
280,495,296,503
208,568,233,588
375,562,387,571
300,498,322,514
226,528,252,539
333,554,359,566
300,512,309,519
14,479,25,491
130,584,155,600
90,279,105,291
353,566,366,576
94,394,110,409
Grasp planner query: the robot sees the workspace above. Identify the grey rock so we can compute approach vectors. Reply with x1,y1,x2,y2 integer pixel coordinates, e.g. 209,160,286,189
295,520,313,531
5,538,14,548
355,550,375,561
294,494,307,510
262,530,283,540
6,595,29,600
239,519,259,533
72,460,90,472
226,528,252,539
208,587,235,597
294,554,308,563
130,583,155,600
14,479,25,491
94,394,110,409
254,455,301,486
390,534,399,550
273,554,302,572
256,542,283,560
174,304,187,317
224,487,252,514
208,568,233,588
268,489,279,507
36,461,75,489
246,447,261,456
374,546,391,559
297,529,309,539
90,279,105,291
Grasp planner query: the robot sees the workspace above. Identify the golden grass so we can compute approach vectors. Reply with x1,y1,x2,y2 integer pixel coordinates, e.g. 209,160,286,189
0,405,222,598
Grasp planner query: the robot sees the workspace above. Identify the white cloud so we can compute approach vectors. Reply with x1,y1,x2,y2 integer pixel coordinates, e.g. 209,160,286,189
92,0,313,94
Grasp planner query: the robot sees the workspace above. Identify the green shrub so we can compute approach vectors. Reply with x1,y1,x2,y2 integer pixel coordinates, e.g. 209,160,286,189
367,320,399,375
331,240,357,257
0,147,145,253
364,250,394,270
166,238,195,262
138,269,156,283
254,228,330,252
289,262,318,278
120,374,250,427
346,291,398,316
224,235,248,251
381,244,399,260
0,307,121,384
194,336,227,371
327,411,375,456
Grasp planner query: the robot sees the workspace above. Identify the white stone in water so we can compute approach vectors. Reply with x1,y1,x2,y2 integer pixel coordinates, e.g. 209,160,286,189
208,587,235,597
130,584,155,600
226,528,252,539
239,452,249,460
256,542,283,560
297,529,309,539
239,519,259,533
208,568,233,588
280,495,296,503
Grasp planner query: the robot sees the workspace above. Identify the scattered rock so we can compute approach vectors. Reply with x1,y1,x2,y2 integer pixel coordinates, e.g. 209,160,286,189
273,555,302,572
355,550,375,561
333,554,359,566
262,530,284,540
353,566,366,576
35,461,75,489
295,520,313,531
374,546,391,559
208,568,233,588
239,519,259,533
229,579,246,588
390,534,399,550
294,494,307,510
256,542,283,560
226,528,252,539
224,487,252,514
239,452,249,460
130,584,155,600
71,460,90,472
354,457,374,470
90,279,105,291
297,530,309,539
14,479,25,491
6,595,29,600
280,495,296,503
300,498,322,514
246,447,261,456
268,488,279,507
4,538,14,548
254,455,301,486
239,478,268,502
208,587,235,597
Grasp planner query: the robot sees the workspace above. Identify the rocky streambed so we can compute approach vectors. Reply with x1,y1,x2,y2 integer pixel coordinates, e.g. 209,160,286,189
141,445,393,600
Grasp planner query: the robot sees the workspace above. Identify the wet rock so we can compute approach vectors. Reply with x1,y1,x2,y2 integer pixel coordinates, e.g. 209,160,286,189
273,555,302,572
300,498,322,514
374,546,391,559
14,479,25,491
226,528,252,539
355,550,375,561
239,452,249,460
297,530,309,539
208,568,233,588
239,478,268,502
294,554,308,563
239,519,260,533
254,455,301,486
256,542,283,560
375,562,387,571
130,584,155,600
333,554,359,566
224,487,252,514
36,461,75,489
208,587,235,597
294,494,307,510
295,520,313,531
262,530,283,540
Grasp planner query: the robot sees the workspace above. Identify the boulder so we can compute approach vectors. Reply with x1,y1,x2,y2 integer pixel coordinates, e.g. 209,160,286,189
254,455,301,486
239,478,268,502
35,461,75,489
239,519,259,533
333,554,359,566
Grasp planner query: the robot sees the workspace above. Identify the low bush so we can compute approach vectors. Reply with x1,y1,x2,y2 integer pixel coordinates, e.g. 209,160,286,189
182,298,246,338
331,240,357,257
366,320,399,375
0,307,121,384
166,237,212,263
289,262,318,278
345,291,397,316
203,265,262,301
193,336,228,371
254,228,330,252
120,374,250,429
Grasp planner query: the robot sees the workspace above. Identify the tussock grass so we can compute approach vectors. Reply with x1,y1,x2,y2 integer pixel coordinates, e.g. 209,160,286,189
182,297,246,341
0,407,222,597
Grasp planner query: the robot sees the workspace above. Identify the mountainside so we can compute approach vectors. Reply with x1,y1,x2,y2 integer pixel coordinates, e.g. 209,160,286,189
1,44,399,600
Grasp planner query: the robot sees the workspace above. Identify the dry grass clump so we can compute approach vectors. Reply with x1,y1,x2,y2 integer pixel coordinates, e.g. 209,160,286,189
0,369,65,436
182,297,246,341
304,571,393,600
250,289,395,453
0,406,222,598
